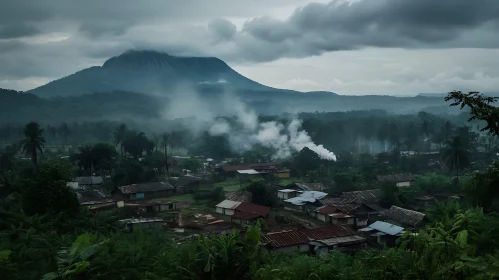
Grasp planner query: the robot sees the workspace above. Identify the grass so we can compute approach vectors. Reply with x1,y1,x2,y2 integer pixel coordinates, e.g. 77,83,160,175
279,178,296,186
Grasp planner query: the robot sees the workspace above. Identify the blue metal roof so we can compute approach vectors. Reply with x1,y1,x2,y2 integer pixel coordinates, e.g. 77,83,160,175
360,221,404,236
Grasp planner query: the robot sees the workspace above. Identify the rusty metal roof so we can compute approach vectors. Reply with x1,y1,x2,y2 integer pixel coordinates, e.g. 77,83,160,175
340,189,381,204
117,182,174,194
225,191,252,202
235,202,270,217
262,225,356,248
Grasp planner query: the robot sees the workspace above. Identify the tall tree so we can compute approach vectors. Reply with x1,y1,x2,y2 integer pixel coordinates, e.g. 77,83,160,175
0,144,18,174
113,124,128,156
19,122,45,174
441,136,469,181
58,123,70,147
71,145,93,175
161,132,169,176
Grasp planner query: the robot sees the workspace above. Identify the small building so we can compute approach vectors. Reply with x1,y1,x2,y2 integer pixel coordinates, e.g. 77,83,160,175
173,175,204,194
381,206,426,228
358,221,405,247
276,169,291,179
111,182,175,201
277,189,298,200
215,200,242,216
233,201,271,223
219,161,281,177
377,174,414,188
262,225,366,254
329,213,355,226
288,182,325,192
118,218,165,232
339,189,382,204
283,191,327,213
76,189,117,212
75,176,104,187
131,201,177,213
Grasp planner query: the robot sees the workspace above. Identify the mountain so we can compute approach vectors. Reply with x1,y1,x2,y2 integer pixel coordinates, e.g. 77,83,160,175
29,50,291,97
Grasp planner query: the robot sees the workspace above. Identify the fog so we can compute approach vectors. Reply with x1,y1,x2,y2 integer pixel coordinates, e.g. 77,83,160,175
162,86,337,161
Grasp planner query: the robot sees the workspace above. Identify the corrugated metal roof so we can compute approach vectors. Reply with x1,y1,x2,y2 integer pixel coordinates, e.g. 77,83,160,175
278,189,297,193
329,213,353,218
315,235,366,246
316,205,339,215
341,189,381,204
237,169,260,174
216,199,242,209
262,225,357,248
118,218,164,224
381,206,425,227
225,191,252,202
284,191,327,205
360,221,404,236
235,202,270,217
76,189,111,203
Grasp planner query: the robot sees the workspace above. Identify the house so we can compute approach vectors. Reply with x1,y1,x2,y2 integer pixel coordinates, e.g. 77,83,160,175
276,169,291,179
76,189,117,211
277,189,298,200
358,221,405,246
377,174,414,187
118,218,165,232
111,182,175,201
283,191,327,213
219,161,281,177
130,201,177,213
215,199,242,216
381,206,426,228
75,176,104,187
231,202,271,225
317,197,385,228
340,189,382,204
262,225,366,254
172,175,204,194
288,182,325,192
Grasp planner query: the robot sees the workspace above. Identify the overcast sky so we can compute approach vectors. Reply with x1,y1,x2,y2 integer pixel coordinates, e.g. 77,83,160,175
1,0,499,95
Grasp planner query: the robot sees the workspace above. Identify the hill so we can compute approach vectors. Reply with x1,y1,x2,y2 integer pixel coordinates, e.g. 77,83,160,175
29,50,290,97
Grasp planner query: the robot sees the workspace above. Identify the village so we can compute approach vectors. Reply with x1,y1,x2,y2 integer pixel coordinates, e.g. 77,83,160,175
71,157,461,256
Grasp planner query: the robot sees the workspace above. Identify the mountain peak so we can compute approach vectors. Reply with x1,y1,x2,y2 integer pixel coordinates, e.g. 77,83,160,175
29,49,271,97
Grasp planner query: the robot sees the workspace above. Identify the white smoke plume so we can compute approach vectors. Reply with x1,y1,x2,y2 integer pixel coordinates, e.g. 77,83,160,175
208,96,337,161
162,86,336,161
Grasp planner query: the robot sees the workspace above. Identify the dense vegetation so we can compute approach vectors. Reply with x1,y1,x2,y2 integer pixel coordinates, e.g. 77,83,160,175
1,91,499,279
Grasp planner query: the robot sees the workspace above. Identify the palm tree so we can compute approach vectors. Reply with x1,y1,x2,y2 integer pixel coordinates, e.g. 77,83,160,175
113,124,127,156
19,122,45,174
441,136,469,181
71,145,94,175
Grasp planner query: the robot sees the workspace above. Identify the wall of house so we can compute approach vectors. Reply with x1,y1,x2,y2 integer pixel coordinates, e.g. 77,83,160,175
396,181,411,187
216,207,235,216
317,213,327,222
284,204,303,213
129,190,174,200
356,218,368,227
272,244,310,254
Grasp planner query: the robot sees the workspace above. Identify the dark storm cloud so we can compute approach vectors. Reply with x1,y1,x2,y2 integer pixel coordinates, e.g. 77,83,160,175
236,0,499,61
208,19,237,42
0,24,40,39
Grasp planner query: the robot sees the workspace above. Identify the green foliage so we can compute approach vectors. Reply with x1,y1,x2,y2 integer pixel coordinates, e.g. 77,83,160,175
181,158,203,172
462,162,499,211
21,159,80,217
246,180,278,207
414,173,454,194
